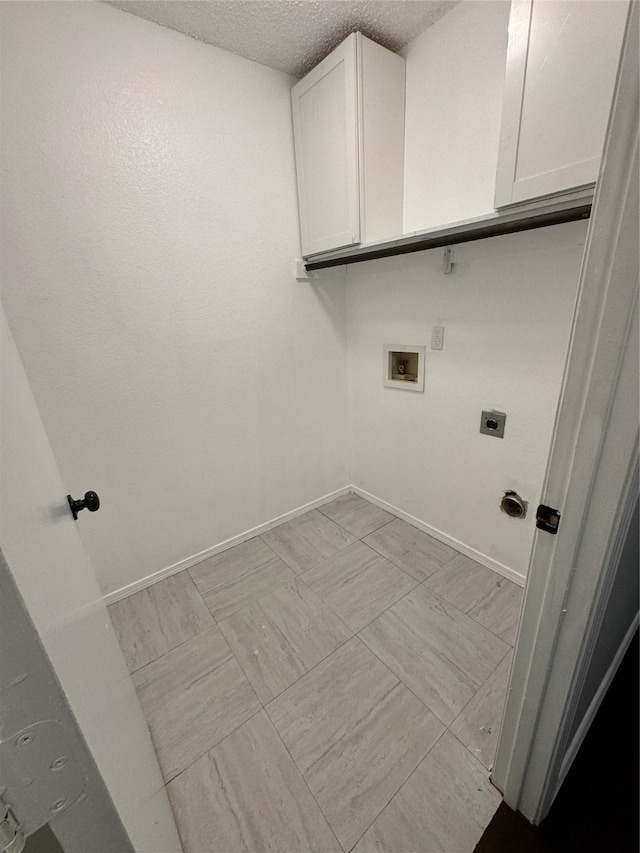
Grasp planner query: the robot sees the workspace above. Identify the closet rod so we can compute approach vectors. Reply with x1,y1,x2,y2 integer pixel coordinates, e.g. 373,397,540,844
305,204,592,271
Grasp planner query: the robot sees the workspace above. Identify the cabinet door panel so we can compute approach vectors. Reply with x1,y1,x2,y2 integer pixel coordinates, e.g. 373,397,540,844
495,0,628,207
292,36,360,256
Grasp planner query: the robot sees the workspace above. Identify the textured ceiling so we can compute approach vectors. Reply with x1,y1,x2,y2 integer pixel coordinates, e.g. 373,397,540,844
106,1,456,77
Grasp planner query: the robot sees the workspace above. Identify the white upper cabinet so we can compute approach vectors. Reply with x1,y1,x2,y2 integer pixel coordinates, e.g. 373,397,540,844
291,32,405,257
495,0,628,208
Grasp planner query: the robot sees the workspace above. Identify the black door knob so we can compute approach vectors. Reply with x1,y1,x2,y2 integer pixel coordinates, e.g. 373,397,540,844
67,491,100,520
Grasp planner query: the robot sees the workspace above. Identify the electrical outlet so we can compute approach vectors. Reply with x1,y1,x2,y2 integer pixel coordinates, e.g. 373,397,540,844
431,326,444,350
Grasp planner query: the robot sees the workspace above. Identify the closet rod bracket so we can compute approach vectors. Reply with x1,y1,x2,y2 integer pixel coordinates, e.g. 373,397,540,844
443,246,454,275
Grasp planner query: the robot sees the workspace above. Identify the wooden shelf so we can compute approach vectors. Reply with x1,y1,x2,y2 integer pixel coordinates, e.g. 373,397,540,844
304,197,592,272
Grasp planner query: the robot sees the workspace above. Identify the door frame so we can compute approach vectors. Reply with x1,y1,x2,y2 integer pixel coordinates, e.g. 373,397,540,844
492,2,639,823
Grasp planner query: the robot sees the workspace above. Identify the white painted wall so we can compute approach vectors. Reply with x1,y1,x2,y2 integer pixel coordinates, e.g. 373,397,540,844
0,1,349,598
346,222,588,579
401,1,510,233
1,0,588,596
347,2,588,581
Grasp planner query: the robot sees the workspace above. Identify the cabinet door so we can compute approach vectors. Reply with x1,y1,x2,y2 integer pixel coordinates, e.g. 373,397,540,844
495,0,628,207
292,34,360,256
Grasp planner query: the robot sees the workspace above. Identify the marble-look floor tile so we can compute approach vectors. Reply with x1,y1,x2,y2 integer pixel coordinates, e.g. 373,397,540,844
261,509,356,573
363,518,457,581
353,732,501,853
300,542,417,631
267,638,444,852
360,584,509,725
108,571,214,673
167,711,341,853
133,627,260,781
451,650,513,770
425,553,523,644
218,579,351,703
189,536,293,622
318,493,395,538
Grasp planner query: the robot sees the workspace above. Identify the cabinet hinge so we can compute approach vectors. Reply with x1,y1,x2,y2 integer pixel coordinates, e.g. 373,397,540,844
0,721,85,840
0,796,25,853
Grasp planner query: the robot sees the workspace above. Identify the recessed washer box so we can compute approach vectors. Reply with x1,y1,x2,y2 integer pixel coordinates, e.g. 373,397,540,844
383,345,425,392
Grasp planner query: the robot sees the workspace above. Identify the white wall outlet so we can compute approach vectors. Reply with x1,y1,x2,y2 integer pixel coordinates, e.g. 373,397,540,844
431,326,445,350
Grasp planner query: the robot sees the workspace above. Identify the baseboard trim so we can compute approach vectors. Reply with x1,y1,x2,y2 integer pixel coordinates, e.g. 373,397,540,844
351,486,526,588
556,612,639,793
104,483,526,606
103,485,352,606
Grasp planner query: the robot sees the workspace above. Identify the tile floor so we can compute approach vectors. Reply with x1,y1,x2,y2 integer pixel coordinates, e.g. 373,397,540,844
109,494,523,853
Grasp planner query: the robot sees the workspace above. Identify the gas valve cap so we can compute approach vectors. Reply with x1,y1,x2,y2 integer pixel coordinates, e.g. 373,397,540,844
500,490,527,519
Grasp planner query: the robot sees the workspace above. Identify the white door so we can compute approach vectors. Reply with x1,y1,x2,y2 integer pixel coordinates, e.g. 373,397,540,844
291,33,360,256
0,307,183,853
492,2,638,822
